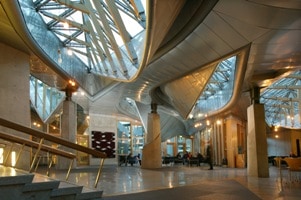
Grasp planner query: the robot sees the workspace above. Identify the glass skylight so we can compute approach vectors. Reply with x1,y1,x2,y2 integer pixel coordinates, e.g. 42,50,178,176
261,70,301,129
31,0,146,76
190,56,237,120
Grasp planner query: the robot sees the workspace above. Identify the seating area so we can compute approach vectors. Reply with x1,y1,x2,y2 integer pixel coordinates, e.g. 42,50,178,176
162,156,208,167
273,156,289,167
118,155,140,166
283,157,301,183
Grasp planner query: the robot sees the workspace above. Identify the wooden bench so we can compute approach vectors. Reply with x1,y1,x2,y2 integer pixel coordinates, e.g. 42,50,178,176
0,131,76,180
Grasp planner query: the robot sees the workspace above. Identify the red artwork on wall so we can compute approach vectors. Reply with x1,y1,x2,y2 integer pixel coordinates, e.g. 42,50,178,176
91,131,116,158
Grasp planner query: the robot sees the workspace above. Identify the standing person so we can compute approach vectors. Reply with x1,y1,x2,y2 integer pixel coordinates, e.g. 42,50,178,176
183,151,189,165
137,153,142,166
206,145,213,170
197,152,204,166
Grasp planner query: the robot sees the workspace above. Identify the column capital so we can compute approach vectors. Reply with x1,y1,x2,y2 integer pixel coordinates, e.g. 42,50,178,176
62,80,78,101
250,86,261,104
151,102,157,113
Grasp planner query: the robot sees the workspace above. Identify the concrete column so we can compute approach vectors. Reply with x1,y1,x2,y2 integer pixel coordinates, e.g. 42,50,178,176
141,103,161,168
56,90,77,169
225,117,238,168
221,123,225,161
61,100,77,143
0,43,31,170
247,103,269,177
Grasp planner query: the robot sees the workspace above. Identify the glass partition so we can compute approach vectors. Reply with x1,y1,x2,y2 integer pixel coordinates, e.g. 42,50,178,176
117,121,145,158
132,125,145,156
117,121,131,155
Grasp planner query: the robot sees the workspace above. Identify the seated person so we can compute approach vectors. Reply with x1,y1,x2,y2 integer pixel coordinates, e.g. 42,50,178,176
197,153,204,164
289,152,297,158
126,153,136,166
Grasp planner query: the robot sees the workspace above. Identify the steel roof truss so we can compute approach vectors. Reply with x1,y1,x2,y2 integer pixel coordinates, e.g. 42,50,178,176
83,14,116,73
41,11,89,32
105,0,138,64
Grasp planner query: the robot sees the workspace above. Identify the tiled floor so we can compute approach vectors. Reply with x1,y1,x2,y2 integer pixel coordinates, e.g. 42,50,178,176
2,163,300,199
43,163,301,199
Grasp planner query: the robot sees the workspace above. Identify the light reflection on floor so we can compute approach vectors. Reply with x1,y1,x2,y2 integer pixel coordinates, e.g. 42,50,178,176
43,164,301,199
2,164,300,199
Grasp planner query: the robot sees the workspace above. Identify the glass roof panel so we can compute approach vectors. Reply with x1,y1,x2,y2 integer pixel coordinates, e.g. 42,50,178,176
261,70,301,129
190,56,237,120
31,0,146,77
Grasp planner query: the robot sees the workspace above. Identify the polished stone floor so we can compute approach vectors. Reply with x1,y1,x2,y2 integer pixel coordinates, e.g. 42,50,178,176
43,163,301,200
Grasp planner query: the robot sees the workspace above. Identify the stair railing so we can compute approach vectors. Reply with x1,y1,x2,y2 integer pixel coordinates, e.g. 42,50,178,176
0,117,106,188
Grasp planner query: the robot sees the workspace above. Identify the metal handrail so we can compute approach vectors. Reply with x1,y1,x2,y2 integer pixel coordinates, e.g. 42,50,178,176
0,132,75,180
0,117,107,188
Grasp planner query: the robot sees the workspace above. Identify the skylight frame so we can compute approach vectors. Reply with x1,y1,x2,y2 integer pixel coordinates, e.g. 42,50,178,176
33,0,146,76
261,70,301,129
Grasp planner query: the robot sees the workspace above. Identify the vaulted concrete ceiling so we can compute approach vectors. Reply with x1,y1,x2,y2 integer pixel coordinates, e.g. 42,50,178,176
1,0,301,137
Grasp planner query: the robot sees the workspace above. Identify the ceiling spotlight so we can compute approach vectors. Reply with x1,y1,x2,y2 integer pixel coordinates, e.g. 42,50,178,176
58,49,62,64
63,22,69,28
67,48,73,55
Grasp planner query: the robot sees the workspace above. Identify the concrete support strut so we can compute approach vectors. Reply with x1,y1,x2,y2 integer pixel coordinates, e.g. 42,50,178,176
57,100,77,169
247,89,269,177
141,104,161,168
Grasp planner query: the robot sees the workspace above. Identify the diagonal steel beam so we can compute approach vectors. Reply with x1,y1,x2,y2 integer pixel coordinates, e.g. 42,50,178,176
105,0,138,64
41,11,89,32
92,0,128,74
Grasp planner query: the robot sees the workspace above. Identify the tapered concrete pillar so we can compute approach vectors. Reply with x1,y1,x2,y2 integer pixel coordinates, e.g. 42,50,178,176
247,87,269,177
0,43,31,170
56,87,77,169
141,103,162,168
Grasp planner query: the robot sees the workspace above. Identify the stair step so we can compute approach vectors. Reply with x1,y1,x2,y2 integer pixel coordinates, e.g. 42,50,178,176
0,165,104,199
21,181,61,200
76,188,103,200
0,166,34,186
0,173,34,186
23,180,60,192
51,182,83,197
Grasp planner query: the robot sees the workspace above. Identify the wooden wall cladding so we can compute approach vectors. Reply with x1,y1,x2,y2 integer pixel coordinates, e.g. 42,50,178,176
91,131,116,158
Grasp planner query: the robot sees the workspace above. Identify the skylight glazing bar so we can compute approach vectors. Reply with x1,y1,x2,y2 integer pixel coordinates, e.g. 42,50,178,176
83,12,118,74
56,0,90,14
116,0,137,20
63,30,85,45
41,11,89,32
92,0,128,74
125,0,146,28
105,0,138,65
34,0,51,10
88,50,102,73
84,30,109,72
47,8,76,28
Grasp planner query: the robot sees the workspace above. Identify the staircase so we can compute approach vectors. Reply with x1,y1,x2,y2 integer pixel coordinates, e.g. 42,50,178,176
0,166,103,200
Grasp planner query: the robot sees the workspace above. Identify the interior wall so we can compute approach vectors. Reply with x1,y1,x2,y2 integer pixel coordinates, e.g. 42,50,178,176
89,113,118,165
267,128,291,157
291,129,301,156
0,43,30,124
0,43,31,169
